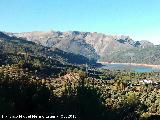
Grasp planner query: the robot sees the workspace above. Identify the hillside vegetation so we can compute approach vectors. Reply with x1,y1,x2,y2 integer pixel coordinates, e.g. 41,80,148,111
106,45,160,64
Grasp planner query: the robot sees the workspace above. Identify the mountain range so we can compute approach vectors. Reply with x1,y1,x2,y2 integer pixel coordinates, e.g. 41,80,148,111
2,30,160,65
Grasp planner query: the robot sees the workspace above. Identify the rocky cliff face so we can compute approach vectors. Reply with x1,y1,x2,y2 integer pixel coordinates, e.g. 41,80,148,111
10,30,154,62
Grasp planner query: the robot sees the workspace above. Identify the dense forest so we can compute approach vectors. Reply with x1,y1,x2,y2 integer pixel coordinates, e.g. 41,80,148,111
1,31,160,119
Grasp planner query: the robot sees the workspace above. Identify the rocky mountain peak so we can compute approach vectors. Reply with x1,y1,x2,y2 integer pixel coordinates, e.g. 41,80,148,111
5,30,154,62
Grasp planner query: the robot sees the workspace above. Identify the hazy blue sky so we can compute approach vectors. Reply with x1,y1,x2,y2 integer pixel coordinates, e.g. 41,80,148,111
0,0,160,44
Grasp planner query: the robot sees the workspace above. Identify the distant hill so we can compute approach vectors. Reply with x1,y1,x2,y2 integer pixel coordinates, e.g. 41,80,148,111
8,30,160,65
0,31,97,66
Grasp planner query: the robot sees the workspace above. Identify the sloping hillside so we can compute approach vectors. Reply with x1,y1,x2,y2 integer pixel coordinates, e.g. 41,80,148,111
1,31,97,66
